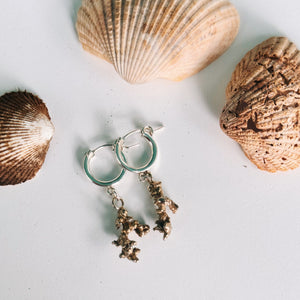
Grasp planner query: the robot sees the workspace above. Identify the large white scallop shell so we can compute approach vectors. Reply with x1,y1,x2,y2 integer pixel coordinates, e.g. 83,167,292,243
76,0,240,84
220,37,300,172
0,92,54,185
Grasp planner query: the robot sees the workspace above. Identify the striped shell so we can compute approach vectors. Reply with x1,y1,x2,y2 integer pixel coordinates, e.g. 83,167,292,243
220,37,300,172
76,0,240,84
0,92,54,185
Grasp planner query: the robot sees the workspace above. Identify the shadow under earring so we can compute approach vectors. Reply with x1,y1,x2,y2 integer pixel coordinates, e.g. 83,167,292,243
115,126,178,240
84,144,150,262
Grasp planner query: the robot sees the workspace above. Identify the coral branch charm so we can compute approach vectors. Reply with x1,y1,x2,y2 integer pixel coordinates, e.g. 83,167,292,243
112,207,150,262
140,172,178,240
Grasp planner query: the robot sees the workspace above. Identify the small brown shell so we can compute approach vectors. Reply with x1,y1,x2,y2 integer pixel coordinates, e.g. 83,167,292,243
0,92,54,185
76,0,240,84
220,37,300,172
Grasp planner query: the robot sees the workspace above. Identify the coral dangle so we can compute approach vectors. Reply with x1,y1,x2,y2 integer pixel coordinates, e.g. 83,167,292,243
139,171,178,240
108,187,150,262
112,206,150,262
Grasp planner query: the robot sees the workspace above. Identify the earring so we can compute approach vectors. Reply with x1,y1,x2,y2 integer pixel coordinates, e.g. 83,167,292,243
114,126,178,240
84,144,150,262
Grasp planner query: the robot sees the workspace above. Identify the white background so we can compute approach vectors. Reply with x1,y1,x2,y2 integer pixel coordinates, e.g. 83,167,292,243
0,0,300,299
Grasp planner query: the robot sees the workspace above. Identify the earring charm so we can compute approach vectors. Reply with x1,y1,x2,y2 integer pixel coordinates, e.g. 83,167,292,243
108,186,149,262
139,171,178,240
84,145,150,262
114,126,179,240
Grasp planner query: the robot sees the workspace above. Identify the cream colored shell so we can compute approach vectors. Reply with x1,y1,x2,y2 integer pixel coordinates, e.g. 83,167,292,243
0,92,54,185
76,0,240,84
220,37,300,172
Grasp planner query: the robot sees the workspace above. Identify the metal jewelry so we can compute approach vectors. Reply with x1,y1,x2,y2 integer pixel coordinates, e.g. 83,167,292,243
114,126,179,240
84,144,150,262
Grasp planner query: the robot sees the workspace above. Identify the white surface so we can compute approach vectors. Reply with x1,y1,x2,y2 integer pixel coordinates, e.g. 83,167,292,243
0,0,300,299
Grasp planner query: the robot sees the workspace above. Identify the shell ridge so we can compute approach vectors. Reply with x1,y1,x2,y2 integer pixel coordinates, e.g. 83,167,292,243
291,51,300,65
130,0,186,82
153,6,240,80
126,0,162,82
144,0,207,81
77,22,106,58
270,37,289,58
119,0,132,77
122,0,141,79
140,1,238,81
256,111,300,127
126,0,161,83
91,0,115,63
221,97,299,127
226,46,264,98
107,0,120,70
230,67,300,111
0,142,41,157
98,0,118,65
135,0,192,82
125,0,154,81
235,137,300,150
116,0,124,76
221,95,299,130
119,0,132,78
77,6,103,44
0,131,52,151
0,126,54,143
113,0,122,74
0,149,36,164
77,3,111,60
241,145,300,172
77,13,110,60
284,42,298,59
125,0,150,82
2,151,42,183
227,54,300,104
99,0,119,68
143,1,238,81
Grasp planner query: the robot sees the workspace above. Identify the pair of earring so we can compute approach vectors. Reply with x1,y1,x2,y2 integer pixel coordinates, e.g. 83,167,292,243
83,125,178,262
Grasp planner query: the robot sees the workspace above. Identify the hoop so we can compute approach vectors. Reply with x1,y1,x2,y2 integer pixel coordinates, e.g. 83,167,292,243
114,126,158,173
84,144,126,186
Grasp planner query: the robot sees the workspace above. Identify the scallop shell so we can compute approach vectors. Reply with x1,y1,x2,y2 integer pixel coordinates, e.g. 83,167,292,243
220,37,300,172
0,92,54,185
76,0,240,84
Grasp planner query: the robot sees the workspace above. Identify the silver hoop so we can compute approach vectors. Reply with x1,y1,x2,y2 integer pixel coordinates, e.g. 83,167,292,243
84,144,126,186
114,126,158,173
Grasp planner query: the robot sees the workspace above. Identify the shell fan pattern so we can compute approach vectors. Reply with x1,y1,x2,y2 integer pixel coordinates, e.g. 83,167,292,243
0,92,54,185
220,37,300,172
76,0,240,84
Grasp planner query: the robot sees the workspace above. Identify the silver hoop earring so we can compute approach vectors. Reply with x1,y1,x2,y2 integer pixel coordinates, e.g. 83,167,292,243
114,126,158,173
114,126,179,240
84,144,150,262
